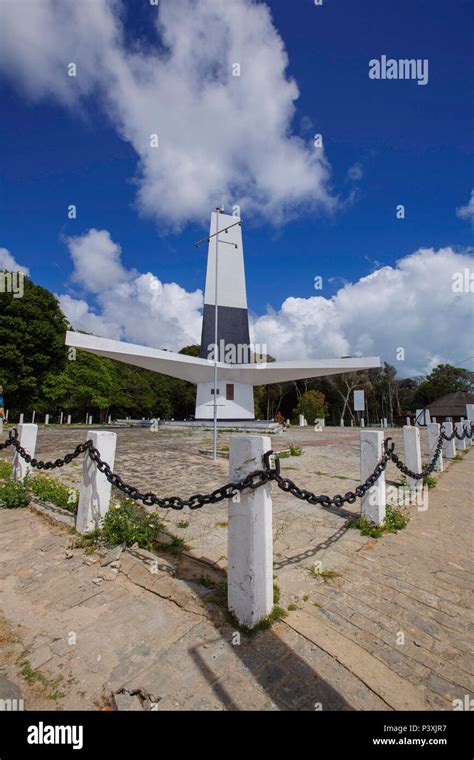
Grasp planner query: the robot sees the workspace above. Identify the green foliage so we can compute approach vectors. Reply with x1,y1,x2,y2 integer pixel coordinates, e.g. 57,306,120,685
348,516,383,538
287,603,298,611
0,277,68,411
26,475,78,513
349,505,409,538
294,390,327,425
289,444,302,456
414,364,473,405
273,582,281,605
101,501,163,550
0,481,30,509
423,475,437,489
0,460,12,481
383,504,410,533
308,567,340,581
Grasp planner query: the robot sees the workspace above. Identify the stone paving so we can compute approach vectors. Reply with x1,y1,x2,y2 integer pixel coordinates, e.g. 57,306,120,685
0,425,472,710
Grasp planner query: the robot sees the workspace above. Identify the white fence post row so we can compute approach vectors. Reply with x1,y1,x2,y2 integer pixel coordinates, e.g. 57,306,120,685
227,435,273,629
360,430,386,525
12,424,38,481
76,431,117,534
455,422,467,451
442,422,456,460
427,423,443,473
403,426,423,493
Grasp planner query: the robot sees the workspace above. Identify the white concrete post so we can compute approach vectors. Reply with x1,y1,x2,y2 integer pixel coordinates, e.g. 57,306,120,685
31,411,35,423
12,424,38,481
442,422,456,460
360,418,365,427
108,415,112,424
427,423,443,473
403,425,423,492
76,431,117,534
380,419,384,428
455,422,467,451
406,416,411,426
286,419,290,427
60,411,64,425
340,418,344,427
360,430,386,525
228,435,273,629
44,414,49,425
88,415,93,425
432,416,437,423
383,418,388,428
19,413,24,424
299,414,304,427
67,414,72,424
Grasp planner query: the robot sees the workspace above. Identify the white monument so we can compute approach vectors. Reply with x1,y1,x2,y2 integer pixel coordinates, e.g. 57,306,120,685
66,211,381,420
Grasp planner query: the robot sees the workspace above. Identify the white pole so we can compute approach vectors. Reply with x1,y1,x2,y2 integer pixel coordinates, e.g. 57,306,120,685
406,416,411,426
76,431,117,533
360,430,386,525
455,422,467,451
427,423,443,472
403,425,423,492
19,413,24,424
228,435,273,628
12,424,38,481
67,414,72,425
442,422,456,460
212,207,220,463
60,411,63,425
32,411,35,424
44,414,49,425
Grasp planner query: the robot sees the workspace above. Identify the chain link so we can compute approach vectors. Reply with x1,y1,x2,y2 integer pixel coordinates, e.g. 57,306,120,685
2,422,470,511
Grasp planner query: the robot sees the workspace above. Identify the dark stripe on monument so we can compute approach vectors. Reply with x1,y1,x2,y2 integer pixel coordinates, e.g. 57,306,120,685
200,304,251,361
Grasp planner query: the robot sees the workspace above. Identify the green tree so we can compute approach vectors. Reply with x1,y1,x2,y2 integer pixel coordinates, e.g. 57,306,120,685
414,364,473,405
0,276,68,412
294,390,327,424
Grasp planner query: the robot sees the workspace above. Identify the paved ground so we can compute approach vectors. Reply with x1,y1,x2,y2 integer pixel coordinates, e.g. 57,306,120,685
0,426,472,710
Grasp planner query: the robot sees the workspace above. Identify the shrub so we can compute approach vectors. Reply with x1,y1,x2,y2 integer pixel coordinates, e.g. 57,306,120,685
26,475,78,513
100,500,164,550
0,482,30,509
349,505,409,538
0,460,11,481
384,504,410,533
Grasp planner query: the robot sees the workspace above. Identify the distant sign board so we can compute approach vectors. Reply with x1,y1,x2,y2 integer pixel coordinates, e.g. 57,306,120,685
353,390,365,412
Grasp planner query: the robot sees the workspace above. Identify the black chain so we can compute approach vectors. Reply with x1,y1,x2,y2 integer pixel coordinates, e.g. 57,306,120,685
5,429,92,469
263,449,390,508
383,435,443,480
3,422,470,511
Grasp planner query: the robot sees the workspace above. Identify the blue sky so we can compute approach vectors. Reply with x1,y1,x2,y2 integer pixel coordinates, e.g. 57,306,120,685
0,0,472,373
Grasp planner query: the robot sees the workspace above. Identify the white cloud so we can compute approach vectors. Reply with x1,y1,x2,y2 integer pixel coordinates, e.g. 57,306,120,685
0,0,335,228
3,238,473,375
0,247,30,275
456,190,474,223
59,229,204,350
251,247,474,376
